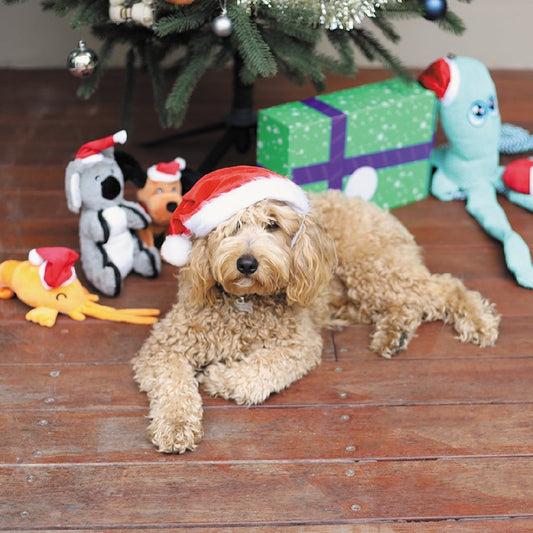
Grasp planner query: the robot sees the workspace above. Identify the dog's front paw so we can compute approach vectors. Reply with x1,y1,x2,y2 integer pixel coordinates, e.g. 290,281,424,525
199,362,271,405
370,329,411,359
148,413,203,454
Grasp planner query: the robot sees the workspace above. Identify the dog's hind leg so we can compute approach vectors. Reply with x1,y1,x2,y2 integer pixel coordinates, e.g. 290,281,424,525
369,273,499,358
420,273,500,348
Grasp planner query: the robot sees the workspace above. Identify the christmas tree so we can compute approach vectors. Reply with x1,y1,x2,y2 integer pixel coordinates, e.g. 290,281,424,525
6,0,469,130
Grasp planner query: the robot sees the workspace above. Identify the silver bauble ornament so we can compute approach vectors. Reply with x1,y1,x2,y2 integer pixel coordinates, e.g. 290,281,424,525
67,41,98,78
212,13,232,37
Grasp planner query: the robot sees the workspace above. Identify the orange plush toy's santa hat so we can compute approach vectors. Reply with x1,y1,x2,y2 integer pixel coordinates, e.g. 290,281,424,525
161,165,310,267
147,157,186,183
28,247,79,290
74,130,127,164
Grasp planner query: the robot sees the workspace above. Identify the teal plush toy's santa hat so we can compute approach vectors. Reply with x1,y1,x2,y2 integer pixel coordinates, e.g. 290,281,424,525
161,165,310,267
74,130,127,164
418,55,460,106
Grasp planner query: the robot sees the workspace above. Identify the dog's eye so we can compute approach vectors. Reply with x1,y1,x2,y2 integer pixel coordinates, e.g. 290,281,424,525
266,219,279,231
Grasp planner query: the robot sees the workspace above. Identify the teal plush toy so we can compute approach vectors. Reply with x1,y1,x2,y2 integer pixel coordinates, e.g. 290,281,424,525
419,55,533,289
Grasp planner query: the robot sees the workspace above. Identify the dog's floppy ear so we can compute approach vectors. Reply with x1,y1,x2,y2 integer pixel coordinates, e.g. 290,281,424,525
179,237,218,306
287,213,336,306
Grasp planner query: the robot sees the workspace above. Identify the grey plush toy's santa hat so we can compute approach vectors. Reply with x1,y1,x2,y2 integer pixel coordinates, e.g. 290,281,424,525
148,157,186,183
161,165,310,267
74,130,127,164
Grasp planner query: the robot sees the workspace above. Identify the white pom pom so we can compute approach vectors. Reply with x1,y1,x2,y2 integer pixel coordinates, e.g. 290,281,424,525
113,129,127,145
28,249,43,265
175,157,186,169
160,234,192,266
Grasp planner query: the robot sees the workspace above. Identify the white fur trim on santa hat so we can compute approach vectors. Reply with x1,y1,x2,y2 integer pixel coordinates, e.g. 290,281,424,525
160,234,192,267
440,57,460,107
80,153,104,165
185,176,309,238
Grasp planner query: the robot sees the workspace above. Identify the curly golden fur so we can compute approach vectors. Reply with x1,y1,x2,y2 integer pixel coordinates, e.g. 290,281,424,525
133,189,500,453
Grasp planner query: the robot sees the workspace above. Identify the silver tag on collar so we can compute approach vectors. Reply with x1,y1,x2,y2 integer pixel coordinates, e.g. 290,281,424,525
234,296,254,314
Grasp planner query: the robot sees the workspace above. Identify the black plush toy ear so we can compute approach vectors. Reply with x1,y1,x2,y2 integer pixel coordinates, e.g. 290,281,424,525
180,168,204,195
115,150,147,188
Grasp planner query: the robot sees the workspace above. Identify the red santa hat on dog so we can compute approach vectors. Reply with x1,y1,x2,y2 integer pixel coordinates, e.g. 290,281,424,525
148,157,186,183
161,165,310,267
75,130,127,164
28,247,79,290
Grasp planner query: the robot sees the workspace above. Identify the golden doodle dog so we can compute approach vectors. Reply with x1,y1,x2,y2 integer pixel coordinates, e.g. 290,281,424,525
133,165,500,453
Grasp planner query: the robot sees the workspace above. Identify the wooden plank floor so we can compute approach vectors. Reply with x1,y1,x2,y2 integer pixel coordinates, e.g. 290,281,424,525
1,66,533,531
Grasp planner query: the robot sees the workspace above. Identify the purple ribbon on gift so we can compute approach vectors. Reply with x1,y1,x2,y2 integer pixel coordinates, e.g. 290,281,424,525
292,98,434,190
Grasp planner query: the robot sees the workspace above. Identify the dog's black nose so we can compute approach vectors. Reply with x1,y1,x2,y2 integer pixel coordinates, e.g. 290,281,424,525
166,201,178,213
237,254,258,275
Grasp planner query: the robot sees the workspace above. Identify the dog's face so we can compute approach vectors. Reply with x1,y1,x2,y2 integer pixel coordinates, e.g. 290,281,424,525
183,199,336,307
208,200,299,298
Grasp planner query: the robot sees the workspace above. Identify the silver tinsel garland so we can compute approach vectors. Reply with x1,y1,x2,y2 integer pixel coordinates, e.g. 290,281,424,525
235,0,403,30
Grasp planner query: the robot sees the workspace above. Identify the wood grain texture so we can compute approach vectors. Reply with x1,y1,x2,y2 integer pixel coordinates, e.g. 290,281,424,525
0,67,532,531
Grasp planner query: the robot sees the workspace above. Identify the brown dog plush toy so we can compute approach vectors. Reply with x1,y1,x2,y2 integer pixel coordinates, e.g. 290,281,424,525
131,157,203,249
136,158,186,248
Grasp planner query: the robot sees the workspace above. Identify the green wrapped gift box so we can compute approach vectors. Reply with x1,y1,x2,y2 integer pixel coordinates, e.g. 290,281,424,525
256,78,437,209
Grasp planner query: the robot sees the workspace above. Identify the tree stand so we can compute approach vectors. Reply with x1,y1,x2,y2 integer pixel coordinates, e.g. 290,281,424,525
140,56,257,175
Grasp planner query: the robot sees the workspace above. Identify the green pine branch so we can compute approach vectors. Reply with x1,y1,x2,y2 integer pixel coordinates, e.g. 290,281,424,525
3,0,472,129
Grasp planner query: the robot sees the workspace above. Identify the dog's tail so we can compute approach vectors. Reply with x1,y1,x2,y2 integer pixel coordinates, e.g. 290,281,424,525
421,273,500,348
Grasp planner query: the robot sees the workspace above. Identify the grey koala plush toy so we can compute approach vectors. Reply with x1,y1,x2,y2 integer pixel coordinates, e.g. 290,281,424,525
65,130,161,297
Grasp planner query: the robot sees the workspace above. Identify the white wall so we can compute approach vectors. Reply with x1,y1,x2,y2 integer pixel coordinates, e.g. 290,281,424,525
1,0,532,69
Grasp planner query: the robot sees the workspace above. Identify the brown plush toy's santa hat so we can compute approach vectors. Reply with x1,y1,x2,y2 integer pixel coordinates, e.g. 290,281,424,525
74,130,127,164
28,247,79,290
161,165,310,267
147,157,186,183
